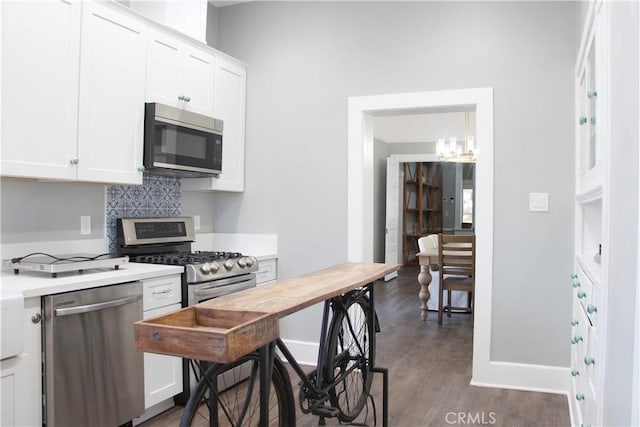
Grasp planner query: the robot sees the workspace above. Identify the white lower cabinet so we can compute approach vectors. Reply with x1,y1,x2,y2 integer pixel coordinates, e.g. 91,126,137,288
256,258,277,286
141,275,183,409
0,297,43,426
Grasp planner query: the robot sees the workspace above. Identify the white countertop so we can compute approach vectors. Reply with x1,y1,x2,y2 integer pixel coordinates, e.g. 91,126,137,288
1,263,184,298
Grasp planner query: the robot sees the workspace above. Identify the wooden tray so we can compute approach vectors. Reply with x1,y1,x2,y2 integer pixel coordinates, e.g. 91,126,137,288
134,306,279,363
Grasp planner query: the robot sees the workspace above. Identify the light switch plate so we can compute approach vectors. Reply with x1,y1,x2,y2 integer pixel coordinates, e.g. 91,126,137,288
80,216,91,235
194,215,201,231
529,193,549,212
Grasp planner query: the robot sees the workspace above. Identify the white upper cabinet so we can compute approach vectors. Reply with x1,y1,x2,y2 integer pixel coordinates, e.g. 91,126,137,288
77,2,146,184
1,0,81,180
182,58,247,192
146,28,215,117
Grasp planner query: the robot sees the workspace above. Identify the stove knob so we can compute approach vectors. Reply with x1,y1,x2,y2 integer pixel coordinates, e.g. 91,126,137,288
209,261,220,273
245,257,255,267
200,263,211,274
223,260,235,270
237,258,247,268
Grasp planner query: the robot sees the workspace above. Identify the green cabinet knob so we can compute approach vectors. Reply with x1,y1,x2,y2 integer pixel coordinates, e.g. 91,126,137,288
572,278,581,288
587,90,597,98
577,290,587,299
576,393,585,401
571,319,579,326
571,273,578,279
581,424,591,427
571,369,579,377
178,95,185,101
587,304,597,314
590,116,596,125
137,166,145,173
184,96,191,102
579,116,588,125
584,355,595,366
573,334,583,343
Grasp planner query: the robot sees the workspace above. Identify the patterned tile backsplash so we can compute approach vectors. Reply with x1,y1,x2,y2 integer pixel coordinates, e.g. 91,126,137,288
106,174,181,252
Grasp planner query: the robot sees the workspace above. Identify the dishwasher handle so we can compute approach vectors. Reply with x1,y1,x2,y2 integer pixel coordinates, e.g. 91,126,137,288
54,294,142,317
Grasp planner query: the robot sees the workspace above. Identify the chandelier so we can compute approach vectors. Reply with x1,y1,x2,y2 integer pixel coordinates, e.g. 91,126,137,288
436,112,476,163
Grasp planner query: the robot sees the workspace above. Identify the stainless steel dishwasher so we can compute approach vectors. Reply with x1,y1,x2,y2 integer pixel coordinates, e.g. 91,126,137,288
44,281,144,427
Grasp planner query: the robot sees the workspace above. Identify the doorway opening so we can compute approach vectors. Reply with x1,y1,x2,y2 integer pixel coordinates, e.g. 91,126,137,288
346,88,494,384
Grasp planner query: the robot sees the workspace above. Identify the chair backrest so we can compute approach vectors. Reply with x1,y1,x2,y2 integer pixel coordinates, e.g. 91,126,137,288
437,234,475,278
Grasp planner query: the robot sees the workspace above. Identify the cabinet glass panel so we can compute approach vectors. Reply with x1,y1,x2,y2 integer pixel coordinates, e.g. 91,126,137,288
587,43,597,170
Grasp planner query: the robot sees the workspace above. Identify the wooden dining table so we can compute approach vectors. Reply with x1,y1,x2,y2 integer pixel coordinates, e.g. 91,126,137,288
416,234,439,320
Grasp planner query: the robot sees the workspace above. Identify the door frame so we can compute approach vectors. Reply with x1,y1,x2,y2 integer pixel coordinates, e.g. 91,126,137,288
347,88,494,385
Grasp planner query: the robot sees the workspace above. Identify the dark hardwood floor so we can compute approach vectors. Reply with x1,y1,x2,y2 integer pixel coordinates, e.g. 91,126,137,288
143,266,570,426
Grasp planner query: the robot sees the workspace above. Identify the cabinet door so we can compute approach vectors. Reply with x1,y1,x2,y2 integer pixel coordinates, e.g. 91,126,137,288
1,0,80,180
0,297,43,426
143,303,183,408
77,2,145,184
182,59,246,192
146,29,184,109
184,46,216,116
182,46,215,117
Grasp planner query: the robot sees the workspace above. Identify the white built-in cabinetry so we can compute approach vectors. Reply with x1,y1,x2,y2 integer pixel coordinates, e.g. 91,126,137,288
182,57,247,192
570,2,610,426
141,275,183,410
1,1,247,192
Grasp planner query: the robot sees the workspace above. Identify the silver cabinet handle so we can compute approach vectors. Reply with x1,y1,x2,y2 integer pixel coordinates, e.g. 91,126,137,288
152,289,172,296
55,294,141,316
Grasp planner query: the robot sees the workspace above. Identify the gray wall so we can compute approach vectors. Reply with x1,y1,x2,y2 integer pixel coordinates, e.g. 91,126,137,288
602,2,639,425
0,179,105,243
214,1,577,365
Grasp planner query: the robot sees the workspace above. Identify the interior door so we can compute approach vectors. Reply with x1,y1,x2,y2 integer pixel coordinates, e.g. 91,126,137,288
384,157,401,280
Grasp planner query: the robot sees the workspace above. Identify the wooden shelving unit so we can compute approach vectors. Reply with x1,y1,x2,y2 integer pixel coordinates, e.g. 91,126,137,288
402,162,443,265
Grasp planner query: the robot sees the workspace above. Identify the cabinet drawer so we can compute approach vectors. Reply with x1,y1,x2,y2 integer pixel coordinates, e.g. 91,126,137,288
256,259,277,284
576,265,598,325
143,275,181,311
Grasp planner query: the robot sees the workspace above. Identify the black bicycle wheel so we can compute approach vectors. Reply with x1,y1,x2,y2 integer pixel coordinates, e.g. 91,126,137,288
325,296,375,422
180,352,295,427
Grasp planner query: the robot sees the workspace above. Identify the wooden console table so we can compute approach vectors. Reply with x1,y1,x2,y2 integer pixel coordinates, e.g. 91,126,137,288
135,262,401,362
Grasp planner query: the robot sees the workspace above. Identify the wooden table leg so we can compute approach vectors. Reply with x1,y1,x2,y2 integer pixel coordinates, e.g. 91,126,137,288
417,259,432,321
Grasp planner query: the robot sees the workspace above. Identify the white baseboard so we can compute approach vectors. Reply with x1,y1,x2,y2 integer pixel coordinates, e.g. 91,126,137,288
278,338,319,367
471,361,571,395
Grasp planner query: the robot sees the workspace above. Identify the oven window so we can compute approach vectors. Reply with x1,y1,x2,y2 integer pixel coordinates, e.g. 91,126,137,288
153,123,222,172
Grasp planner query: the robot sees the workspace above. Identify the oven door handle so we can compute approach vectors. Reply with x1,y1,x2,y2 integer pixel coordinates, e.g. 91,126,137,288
194,279,255,300
54,294,142,317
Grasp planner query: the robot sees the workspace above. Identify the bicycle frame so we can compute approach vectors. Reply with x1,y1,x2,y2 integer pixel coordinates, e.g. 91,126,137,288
184,281,389,427
273,282,388,426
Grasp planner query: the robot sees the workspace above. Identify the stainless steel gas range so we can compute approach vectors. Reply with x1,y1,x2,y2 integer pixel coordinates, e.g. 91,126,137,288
117,217,258,307
116,216,258,404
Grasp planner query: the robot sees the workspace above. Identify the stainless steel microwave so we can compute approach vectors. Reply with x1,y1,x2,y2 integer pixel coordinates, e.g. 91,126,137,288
143,103,223,177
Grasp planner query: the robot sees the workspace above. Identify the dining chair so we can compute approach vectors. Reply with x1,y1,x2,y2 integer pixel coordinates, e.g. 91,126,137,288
437,233,475,325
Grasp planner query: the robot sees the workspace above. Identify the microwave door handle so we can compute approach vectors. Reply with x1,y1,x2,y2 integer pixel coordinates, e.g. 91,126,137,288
54,294,142,317
154,116,220,135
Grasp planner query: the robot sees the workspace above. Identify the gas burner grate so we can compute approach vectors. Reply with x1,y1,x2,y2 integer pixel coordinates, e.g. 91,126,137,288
132,251,244,266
